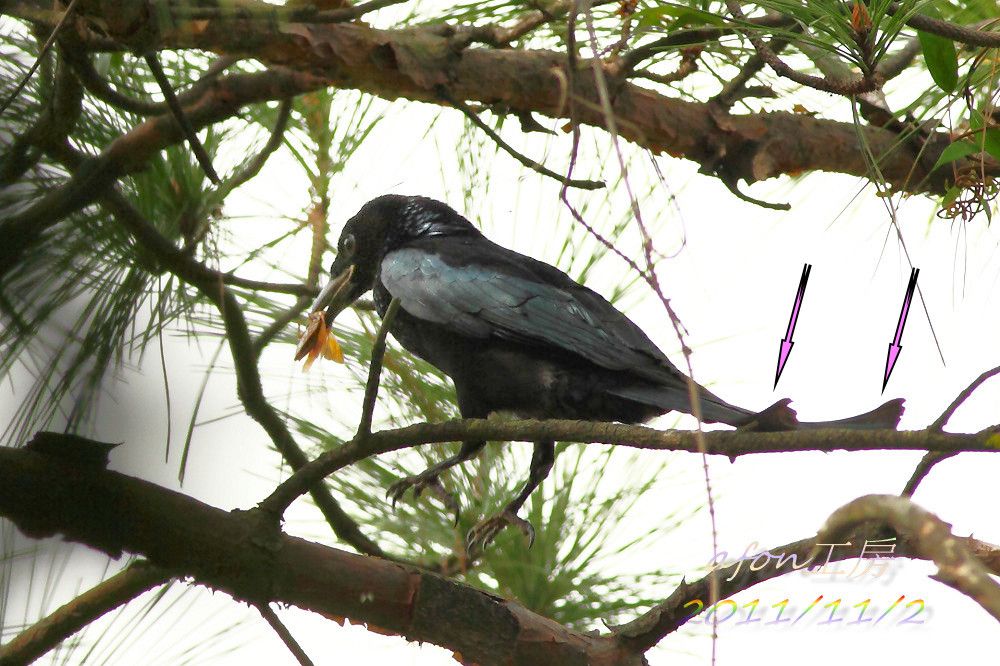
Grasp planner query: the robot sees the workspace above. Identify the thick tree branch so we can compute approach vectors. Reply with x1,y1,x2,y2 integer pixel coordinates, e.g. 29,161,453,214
159,12,954,191
5,448,999,664
817,495,1000,621
0,446,645,666
0,2,972,280
1,2,967,226
615,508,1000,652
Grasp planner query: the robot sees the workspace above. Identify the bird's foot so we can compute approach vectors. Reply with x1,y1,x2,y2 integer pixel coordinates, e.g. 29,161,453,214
466,509,535,553
386,473,460,521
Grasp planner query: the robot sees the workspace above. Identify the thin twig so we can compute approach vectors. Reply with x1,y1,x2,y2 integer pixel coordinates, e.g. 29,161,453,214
900,451,955,497
449,0,619,48
254,295,313,356
256,604,315,666
877,36,922,81
216,98,293,200
630,47,700,87
0,562,169,665
62,49,167,115
619,12,793,77
262,298,401,516
724,1,879,96
144,52,221,183
443,92,604,190
901,364,1000,496
218,274,314,296
358,298,401,437
930,364,1000,431
189,55,240,93
891,4,1000,48
712,28,797,109
257,415,998,533
720,174,791,210
0,0,82,115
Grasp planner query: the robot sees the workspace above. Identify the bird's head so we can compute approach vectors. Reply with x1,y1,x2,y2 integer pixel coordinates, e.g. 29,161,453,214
309,194,478,323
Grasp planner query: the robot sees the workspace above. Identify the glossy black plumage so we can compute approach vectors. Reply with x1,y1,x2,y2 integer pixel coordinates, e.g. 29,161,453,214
314,194,903,549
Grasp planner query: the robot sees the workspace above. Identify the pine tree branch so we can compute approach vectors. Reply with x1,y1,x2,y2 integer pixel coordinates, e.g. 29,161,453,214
61,47,168,115
89,185,390,560
0,5,973,281
817,495,1000,621
256,603,315,666
0,67,325,279
0,445,647,666
0,2,969,216
0,0,80,114
0,50,82,185
890,4,1000,48
17,137,383,559
357,298,400,438
143,51,220,183
613,499,1000,652
4,447,999,663
0,561,170,665
443,91,604,190
724,1,880,96
901,364,1000,496
259,417,1000,519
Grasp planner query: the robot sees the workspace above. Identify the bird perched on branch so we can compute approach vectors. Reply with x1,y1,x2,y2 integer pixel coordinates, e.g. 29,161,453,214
309,194,903,551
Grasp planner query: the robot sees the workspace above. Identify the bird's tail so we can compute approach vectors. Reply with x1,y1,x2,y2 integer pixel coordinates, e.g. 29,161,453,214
611,385,904,431
609,384,762,426
794,398,905,430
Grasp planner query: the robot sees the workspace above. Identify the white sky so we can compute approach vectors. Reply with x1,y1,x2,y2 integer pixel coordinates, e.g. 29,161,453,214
4,28,1000,666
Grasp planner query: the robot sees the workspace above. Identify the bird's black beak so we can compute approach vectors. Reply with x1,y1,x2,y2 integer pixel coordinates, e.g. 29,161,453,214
310,263,356,325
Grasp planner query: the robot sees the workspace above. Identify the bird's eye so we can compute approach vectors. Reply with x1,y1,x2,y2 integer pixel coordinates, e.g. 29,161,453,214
341,234,356,255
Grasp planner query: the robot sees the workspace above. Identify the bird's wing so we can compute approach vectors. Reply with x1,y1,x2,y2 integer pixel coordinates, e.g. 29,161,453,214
379,241,679,382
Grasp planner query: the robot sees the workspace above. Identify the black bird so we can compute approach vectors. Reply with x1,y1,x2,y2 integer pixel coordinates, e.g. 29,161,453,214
311,194,903,550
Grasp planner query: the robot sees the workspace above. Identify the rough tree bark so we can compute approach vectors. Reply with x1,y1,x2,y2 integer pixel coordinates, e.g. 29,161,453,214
5,0,972,198
0,446,646,666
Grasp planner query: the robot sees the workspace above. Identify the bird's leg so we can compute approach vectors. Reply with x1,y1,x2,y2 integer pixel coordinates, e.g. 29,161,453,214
387,439,486,521
467,440,555,552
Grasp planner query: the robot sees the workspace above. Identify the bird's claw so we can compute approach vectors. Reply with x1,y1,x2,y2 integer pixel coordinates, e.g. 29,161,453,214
386,473,460,520
466,509,535,553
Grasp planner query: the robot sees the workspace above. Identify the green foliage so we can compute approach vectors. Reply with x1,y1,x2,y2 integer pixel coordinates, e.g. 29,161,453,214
917,31,958,93
932,139,979,171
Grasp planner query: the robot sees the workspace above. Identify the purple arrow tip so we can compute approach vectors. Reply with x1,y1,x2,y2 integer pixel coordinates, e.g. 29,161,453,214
883,343,902,392
774,339,794,388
